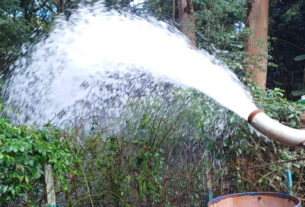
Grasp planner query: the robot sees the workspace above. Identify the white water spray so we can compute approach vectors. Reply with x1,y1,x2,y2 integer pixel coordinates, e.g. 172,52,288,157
4,3,257,126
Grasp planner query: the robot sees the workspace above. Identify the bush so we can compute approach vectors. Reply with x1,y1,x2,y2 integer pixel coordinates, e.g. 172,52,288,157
71,87,305,205
0,117,75,205
2,86,305,206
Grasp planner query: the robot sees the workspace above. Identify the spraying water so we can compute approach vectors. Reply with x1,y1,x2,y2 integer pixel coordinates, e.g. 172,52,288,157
4,2,257,126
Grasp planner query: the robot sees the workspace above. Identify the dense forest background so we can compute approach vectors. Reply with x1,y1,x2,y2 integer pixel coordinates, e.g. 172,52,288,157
1,0,305,206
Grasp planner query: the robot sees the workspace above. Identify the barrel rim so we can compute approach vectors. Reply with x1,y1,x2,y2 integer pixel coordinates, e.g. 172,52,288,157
208,192,301,207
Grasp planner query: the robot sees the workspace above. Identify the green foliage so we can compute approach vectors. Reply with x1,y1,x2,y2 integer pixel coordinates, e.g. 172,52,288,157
141,0,173,19
251,84,305,127
221,84,305,194
64,86,305,205
268,0,305,96
1,88,305,205
0,0,50,73
192,0,249,79
193,0,245,46
0,0,85,73
0,117,75,205
66,91,210,206
1,0,305,205
105,0,133,10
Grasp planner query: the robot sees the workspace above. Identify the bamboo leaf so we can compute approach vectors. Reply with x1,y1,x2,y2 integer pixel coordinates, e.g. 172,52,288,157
294,54,305,61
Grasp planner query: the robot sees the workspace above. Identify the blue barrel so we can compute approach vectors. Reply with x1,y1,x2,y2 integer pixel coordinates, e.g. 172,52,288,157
208,192,301,207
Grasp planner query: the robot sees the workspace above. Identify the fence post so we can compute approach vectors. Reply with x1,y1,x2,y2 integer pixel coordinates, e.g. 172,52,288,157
44,164,56,207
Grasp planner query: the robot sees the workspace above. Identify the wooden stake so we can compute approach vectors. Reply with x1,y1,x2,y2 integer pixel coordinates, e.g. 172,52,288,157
44,164,56,207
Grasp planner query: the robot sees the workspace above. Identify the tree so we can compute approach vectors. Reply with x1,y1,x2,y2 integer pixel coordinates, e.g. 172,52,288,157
267,0,305,98
178,0,196,45
245,0,269,90
0,0,81,74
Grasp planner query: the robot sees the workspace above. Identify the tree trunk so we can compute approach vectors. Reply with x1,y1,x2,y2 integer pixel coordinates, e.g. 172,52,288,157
178,0,196,46
245,0,269,90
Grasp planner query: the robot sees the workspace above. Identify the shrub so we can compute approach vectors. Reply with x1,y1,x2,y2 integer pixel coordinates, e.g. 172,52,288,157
0,117,75,205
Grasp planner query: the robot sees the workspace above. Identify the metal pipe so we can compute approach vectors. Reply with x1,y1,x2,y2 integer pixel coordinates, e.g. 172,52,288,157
248,110,305,147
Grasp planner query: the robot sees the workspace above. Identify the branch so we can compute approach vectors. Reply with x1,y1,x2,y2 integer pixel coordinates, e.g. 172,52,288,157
186,0,194,14
172,0,176,26
46,4,56,14
33,0,50,13
232,157,305,171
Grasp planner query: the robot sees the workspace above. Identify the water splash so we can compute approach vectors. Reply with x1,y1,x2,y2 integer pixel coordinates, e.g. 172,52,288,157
4,2,257,126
